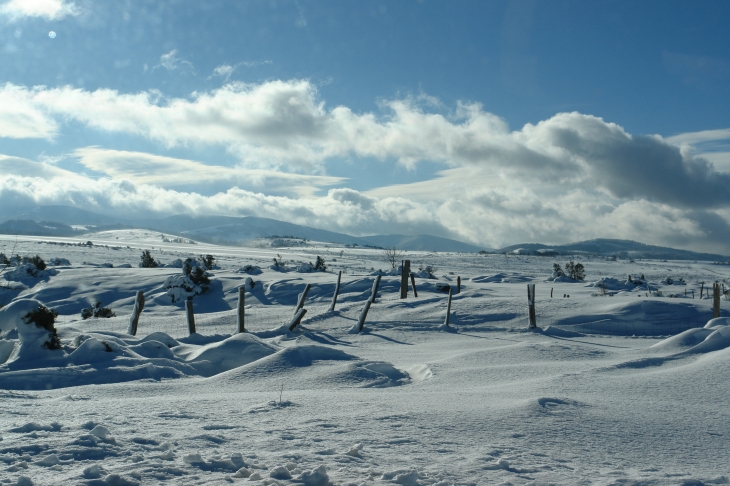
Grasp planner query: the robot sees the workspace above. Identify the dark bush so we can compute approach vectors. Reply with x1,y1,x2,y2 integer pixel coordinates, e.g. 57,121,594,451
140,250,158,268
314,256,327,272
29,255,46,271
190,266,210,288
23,304,61,350
81,302,116,320
201,254,216,270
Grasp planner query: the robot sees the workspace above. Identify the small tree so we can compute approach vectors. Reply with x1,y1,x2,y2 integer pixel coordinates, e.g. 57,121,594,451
565,260,585,281
23,304,61,350
553,263,565,277
382,246,403,269
29,255,46,271
140,250,158,268
190,266,210,287
81,301,116,320
201,254,216,270
314,256,327,272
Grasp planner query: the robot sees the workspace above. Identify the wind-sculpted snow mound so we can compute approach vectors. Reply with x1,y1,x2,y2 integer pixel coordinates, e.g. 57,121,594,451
0,318,282,389
472,273,533,284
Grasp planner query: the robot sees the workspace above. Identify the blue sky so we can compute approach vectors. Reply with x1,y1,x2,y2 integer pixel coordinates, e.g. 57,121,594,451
1,0,730,253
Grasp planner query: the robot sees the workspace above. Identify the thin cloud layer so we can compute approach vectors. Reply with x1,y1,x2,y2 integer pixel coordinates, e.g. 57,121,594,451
2,154,730,254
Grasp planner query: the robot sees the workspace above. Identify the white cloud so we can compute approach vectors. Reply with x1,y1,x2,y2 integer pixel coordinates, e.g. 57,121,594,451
0,0,80,21
72,147,345,197
9,78,729,206
154,49,193,72
208,61,272,81
0,83,57,139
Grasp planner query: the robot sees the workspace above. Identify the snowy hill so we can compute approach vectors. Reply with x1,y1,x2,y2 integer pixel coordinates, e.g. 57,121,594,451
496,238,729,262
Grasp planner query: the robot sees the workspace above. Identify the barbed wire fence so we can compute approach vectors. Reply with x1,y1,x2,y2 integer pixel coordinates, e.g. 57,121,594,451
78,275,725,340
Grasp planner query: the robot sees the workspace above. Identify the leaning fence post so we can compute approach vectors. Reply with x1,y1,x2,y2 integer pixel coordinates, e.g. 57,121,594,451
444,287,453,327
369,274,381,303
714,283,721,319
358,300,372,332
237,286,245,333
457,276,461,294
527,283,537,328
295,283,311,315
329,270,342,311
127,291,145,336
400,260,410,299
410,273,418,297
289,308,307,331
186,299,196,335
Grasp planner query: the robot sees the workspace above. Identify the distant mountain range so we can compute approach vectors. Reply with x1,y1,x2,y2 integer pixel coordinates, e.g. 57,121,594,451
496,239,729,262
0,205,483,252
2,205,728,260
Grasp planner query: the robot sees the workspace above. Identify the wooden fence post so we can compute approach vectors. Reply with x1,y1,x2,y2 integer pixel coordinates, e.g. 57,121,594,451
444,287,453,327
329,270,342,311
527,283,537,329
700,283,704,299
692,290,694,299
186,299,196,335
289,308,307,331
369,274,381,303
127,291,145,336
714,283,721,319
237,286,245,333
551,287,554,298
410,273,418,298
295,283,311,315
457,276,461,294
358,300,372,332
400,260,410,299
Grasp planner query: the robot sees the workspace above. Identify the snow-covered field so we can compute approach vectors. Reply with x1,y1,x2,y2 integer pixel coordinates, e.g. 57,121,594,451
1,230,729,485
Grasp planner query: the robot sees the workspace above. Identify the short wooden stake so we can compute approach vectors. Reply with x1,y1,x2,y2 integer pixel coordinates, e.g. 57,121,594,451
410,273,418,297
444,288,453,327
237,286,245,333
713,283,721,319
369,274,381,303
700,283,704,299
295,283,311,315
400,260,410,299
457,276,461,294
551,287,554,298
527,283,536,329
692,290,694,299
289,308,307,331
186,299,196,335
358,300,372,332
329,270,342,311
127,291,145,336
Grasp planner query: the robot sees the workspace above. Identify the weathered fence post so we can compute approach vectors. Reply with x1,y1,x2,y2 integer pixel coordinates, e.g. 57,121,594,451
358,300,372,332
329,270,342,311
289,308,307,331
127,291,145,336
551,287,554,298
237,286,245,333
692,290,695,299
410,273,418,298
700,283,704,299
295,283,311,315
457,276,461,294
186,299,196,335
369,274,381,303
444,287,453,327
527,283,537,328
714,283,721,319
400,260,410,299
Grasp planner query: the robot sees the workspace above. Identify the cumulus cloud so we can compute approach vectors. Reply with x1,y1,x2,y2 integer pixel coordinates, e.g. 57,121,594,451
0,0,80,21
7,78,730,207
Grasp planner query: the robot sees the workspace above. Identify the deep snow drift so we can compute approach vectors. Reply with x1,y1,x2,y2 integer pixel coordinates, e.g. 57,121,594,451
0,231,729,485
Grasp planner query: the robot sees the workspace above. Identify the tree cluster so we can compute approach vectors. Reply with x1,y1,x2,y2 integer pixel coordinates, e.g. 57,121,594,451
553,260,585,281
